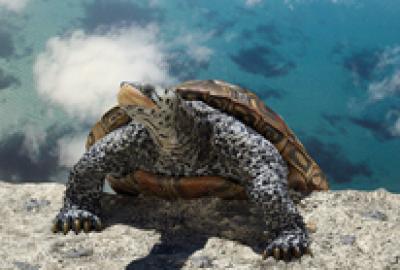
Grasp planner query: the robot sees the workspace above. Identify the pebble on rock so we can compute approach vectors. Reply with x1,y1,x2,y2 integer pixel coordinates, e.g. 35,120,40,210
24,198,50,212
190,255,213,268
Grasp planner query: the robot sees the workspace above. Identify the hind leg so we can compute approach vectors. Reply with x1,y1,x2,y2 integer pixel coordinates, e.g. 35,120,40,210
210,114,310,260
53,122,154,234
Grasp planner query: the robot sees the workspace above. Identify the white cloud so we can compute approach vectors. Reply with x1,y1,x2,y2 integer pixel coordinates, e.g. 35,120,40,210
329,0,353,3
367,46,400,102
344,46,400,139
376,46,400,69
57,133,87,168
245,0,262,7
368,70,400,101
283,0,358,9
173,32,214,64
386,110,400,137
34,24,214,172
148,0,160,7
354,46,400,138
34,24,175,122
0,0,29,12
391,117,400,137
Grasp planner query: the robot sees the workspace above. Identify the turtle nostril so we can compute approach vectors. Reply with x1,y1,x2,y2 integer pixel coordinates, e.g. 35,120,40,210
142,85,155,96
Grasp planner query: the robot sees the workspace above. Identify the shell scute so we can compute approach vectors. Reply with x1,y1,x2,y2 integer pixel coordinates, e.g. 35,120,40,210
175,80,329,193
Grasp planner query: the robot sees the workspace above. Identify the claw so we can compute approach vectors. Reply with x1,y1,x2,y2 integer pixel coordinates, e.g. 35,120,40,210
306,221,317,233
282,247,289,260
62,221,70,235
52,222,58,233
292,246,301,258
83,220,91,233
95,219,102,231
305,246,313,257
273,247,281,260
74,219,81,234
262,249,270,260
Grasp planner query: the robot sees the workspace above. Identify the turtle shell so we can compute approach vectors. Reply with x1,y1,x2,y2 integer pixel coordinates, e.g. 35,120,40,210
86,80,328,197
174,80,329,193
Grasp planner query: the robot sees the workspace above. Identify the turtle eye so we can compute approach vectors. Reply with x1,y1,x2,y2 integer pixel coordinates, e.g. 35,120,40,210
159,133,168,139
142,89,152,98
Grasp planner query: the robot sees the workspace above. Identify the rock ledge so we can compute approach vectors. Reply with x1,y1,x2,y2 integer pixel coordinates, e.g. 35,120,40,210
0,181,399,270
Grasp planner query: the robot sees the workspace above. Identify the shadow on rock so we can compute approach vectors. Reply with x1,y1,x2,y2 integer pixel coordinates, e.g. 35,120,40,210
100,193,268,269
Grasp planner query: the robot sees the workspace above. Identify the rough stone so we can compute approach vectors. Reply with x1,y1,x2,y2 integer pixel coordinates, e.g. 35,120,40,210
189,255,213,268
13,261,40,270
0,181,399,269
24,198,51,212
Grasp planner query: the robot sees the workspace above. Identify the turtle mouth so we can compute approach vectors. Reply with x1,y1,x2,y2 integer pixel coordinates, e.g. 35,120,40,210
117,83,157,109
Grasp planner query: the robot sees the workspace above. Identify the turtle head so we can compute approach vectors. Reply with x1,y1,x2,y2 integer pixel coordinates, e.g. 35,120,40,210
117,82,181,149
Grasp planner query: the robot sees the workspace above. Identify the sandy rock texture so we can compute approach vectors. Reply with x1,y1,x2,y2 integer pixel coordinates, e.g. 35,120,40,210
0,181,399,270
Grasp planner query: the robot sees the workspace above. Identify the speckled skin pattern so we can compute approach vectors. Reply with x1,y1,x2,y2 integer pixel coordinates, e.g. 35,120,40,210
55,83,309,257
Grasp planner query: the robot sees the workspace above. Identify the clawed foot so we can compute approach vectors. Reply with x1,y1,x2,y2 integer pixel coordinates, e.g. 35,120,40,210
263,243,312,261
52,209,102,235
262,228,311,261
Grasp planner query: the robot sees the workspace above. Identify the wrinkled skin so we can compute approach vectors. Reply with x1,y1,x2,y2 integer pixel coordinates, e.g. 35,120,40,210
53,82,311,260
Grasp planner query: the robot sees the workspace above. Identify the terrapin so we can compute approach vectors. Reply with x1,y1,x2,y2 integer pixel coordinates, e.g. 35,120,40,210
53,79,328,260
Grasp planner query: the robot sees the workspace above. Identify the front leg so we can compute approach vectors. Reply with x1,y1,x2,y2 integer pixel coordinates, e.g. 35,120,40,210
210,114,310,260
53,121,154,234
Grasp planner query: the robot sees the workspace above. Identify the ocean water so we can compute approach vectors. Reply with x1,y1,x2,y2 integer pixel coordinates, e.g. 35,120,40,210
0,0,399,192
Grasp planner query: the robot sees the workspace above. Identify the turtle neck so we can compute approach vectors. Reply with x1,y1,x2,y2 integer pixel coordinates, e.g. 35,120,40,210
138,97,218,177
151,98,204,160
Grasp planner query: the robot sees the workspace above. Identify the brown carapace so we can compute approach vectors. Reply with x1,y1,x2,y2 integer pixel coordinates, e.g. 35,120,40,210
86,80,328,200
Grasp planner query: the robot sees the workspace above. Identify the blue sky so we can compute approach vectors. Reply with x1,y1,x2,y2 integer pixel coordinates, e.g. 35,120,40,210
0,0,399,192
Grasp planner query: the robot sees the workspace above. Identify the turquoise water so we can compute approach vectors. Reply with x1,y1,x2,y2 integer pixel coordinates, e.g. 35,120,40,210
0,0,399,192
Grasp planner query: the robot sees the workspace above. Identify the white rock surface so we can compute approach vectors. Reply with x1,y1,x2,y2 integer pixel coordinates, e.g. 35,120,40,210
0,181,399,270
